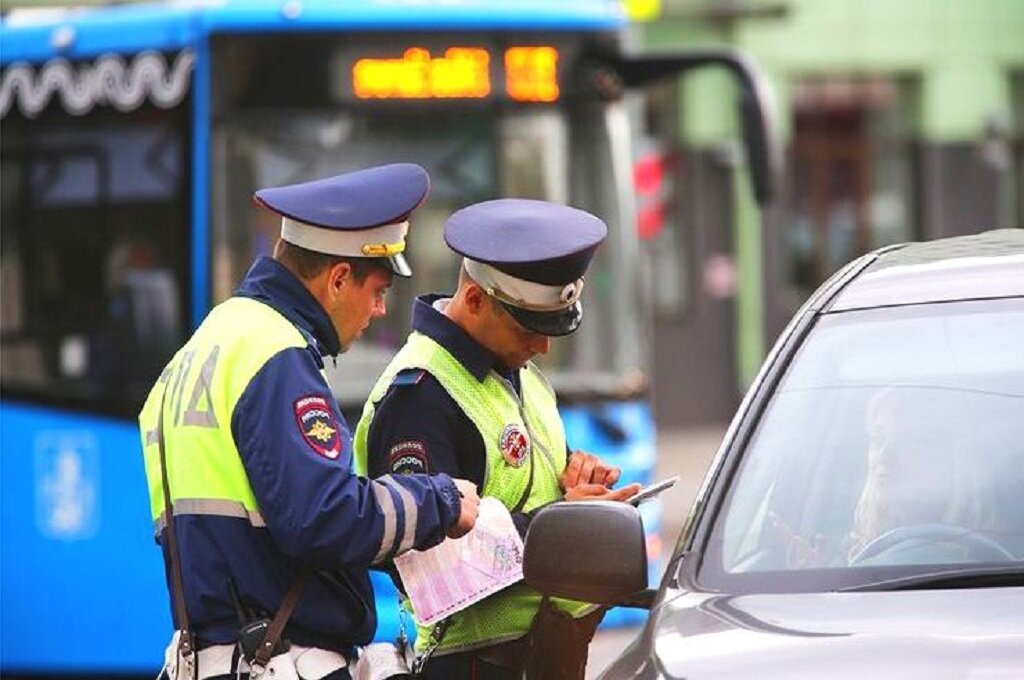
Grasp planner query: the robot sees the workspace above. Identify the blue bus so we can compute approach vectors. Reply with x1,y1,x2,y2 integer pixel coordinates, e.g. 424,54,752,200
0,0,775,674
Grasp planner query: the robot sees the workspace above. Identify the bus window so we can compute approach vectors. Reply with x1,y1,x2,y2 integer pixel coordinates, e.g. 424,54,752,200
0,109,190,416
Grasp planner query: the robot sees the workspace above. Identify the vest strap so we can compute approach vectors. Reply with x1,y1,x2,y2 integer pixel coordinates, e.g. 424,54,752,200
247,567,311,671
509,446,535,514
156,387,196,660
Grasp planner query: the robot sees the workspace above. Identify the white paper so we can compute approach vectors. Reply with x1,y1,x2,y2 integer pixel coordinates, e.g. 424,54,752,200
394,497,524,625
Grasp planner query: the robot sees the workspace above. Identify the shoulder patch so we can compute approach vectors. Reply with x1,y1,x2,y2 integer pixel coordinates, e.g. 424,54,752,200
387,440,428,475
294,395,342,460
391,369,427,388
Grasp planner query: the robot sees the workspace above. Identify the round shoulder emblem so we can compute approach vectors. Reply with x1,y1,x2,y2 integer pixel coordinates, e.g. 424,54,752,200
499,424,531,468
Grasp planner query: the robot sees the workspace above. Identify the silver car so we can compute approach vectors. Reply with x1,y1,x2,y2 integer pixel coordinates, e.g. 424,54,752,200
525,228,1024,678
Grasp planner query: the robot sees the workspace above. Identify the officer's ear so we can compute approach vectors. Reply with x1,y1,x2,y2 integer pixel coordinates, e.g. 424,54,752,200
326,261,353,298
463,281,489,316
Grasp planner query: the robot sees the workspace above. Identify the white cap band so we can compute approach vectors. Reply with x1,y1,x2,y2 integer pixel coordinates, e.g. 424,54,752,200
464,258,583,311
281,217,409,257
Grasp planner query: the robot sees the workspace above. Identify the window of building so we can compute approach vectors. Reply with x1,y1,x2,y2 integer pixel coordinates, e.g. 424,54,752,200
781,76,919,307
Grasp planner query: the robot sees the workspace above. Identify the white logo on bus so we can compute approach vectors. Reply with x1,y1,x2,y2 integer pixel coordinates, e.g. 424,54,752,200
0,49,194,119
35,432,100,540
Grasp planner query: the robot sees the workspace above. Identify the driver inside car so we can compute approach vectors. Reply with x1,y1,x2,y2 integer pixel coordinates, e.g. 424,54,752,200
846,387,994,564
768,386,996,569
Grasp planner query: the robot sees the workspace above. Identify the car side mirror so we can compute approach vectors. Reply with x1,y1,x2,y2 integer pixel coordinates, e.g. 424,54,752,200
523,501,648,605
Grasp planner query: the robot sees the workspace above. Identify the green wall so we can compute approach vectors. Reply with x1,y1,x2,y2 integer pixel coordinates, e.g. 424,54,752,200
641,0,1024,385
649,0,1024,142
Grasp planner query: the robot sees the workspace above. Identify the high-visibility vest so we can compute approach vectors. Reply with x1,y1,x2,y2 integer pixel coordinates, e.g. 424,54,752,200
354,332,592,654
139,297,309,532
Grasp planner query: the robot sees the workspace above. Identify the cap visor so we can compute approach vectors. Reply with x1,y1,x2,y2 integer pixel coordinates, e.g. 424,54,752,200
500,300,582,337
387,253,412,278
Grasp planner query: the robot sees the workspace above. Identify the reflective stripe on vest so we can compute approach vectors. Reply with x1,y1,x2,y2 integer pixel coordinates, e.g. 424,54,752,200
139,297,308,530
354,332,593,654
154,498,267,535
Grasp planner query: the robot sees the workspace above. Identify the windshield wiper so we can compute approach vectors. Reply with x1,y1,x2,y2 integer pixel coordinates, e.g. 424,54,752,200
841,564,1024,592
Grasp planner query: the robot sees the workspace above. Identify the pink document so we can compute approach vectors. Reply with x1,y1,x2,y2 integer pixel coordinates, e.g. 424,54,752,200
394,497,524,625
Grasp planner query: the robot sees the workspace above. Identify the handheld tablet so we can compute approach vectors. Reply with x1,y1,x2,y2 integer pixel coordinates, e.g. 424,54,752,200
627,476,679,506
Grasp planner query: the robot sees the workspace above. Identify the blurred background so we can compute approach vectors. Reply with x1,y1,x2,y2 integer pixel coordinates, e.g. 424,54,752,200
633,0,1023,425
1,0,1022,676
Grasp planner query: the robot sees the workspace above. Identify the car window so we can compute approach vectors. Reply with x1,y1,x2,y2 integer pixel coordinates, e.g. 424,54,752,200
703,297,1024,591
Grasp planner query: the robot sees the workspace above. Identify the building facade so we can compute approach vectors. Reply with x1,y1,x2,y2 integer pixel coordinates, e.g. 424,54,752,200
637,0,1024,425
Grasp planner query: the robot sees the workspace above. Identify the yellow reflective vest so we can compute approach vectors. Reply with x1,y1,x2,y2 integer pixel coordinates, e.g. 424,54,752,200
354,331,592,654
139,297,307,530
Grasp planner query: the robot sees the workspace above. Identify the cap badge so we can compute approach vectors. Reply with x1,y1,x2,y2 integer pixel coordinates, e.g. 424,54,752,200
560,280,581,304
499,424,531,467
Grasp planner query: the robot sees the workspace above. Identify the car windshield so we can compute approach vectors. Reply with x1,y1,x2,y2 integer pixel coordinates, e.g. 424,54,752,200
701,297,1024,592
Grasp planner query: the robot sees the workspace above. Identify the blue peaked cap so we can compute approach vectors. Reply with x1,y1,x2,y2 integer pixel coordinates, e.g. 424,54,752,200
254,163,430,276
445,199,608,336
255,163,429,230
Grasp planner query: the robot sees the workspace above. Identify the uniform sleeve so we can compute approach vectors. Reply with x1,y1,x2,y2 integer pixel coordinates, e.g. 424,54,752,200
366,370,485,484
232,347,461,569
367,370,541,537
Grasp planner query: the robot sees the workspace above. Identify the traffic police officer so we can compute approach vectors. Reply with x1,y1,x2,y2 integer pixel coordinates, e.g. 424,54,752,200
353,198,640,679
139,164,480,680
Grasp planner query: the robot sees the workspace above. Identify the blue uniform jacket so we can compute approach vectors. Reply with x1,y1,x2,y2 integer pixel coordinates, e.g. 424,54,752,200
159,258,462,649
366,294,570,538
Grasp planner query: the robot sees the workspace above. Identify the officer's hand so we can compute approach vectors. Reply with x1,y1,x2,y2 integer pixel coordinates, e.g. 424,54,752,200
447,479,480,539
564,482,640,503
561,451,621,491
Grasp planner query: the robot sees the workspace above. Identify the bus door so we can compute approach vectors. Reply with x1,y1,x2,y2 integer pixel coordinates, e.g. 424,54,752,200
0,51,193,672
616,49,779,426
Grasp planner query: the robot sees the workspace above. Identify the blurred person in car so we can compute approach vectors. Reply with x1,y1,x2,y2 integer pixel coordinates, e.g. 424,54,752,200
847,387,993,563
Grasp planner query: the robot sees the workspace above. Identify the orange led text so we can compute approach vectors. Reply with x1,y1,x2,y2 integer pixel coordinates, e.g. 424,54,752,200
505,46,559,102
352,47,491,99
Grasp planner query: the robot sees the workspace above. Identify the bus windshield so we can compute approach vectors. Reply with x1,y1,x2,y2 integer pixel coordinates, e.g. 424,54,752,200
211,36,644,405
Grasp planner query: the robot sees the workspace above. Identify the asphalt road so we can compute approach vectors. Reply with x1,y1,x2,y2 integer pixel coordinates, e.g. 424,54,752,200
585,425,726,679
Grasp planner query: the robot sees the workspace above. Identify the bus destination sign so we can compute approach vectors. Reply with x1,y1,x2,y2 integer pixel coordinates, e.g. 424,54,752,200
350,46,559,102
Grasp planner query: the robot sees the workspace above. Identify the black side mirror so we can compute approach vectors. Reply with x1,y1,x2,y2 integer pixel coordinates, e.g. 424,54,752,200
606,47,781,207
523,501,648,605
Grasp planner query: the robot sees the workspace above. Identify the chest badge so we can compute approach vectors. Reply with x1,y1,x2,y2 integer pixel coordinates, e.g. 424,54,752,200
499,424,531,468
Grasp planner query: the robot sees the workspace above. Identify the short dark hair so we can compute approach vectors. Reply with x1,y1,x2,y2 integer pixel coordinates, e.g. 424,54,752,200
274,239,391,283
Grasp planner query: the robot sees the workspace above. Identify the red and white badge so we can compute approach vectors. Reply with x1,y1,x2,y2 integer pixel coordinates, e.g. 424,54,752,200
294,395,341,459
388,440,428,475
499,424,531,467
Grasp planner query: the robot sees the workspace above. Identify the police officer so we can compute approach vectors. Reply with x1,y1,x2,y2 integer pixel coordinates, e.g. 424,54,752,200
354,198,641,680
139,164,480,680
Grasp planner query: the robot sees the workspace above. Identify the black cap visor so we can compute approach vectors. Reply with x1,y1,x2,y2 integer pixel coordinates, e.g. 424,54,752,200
386,253,412,278
500,300,582,337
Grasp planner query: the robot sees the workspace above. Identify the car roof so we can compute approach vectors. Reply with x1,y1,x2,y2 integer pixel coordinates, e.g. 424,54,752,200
828,228,1024,312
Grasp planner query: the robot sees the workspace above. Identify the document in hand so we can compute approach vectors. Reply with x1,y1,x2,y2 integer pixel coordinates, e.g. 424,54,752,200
394,497,524,625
